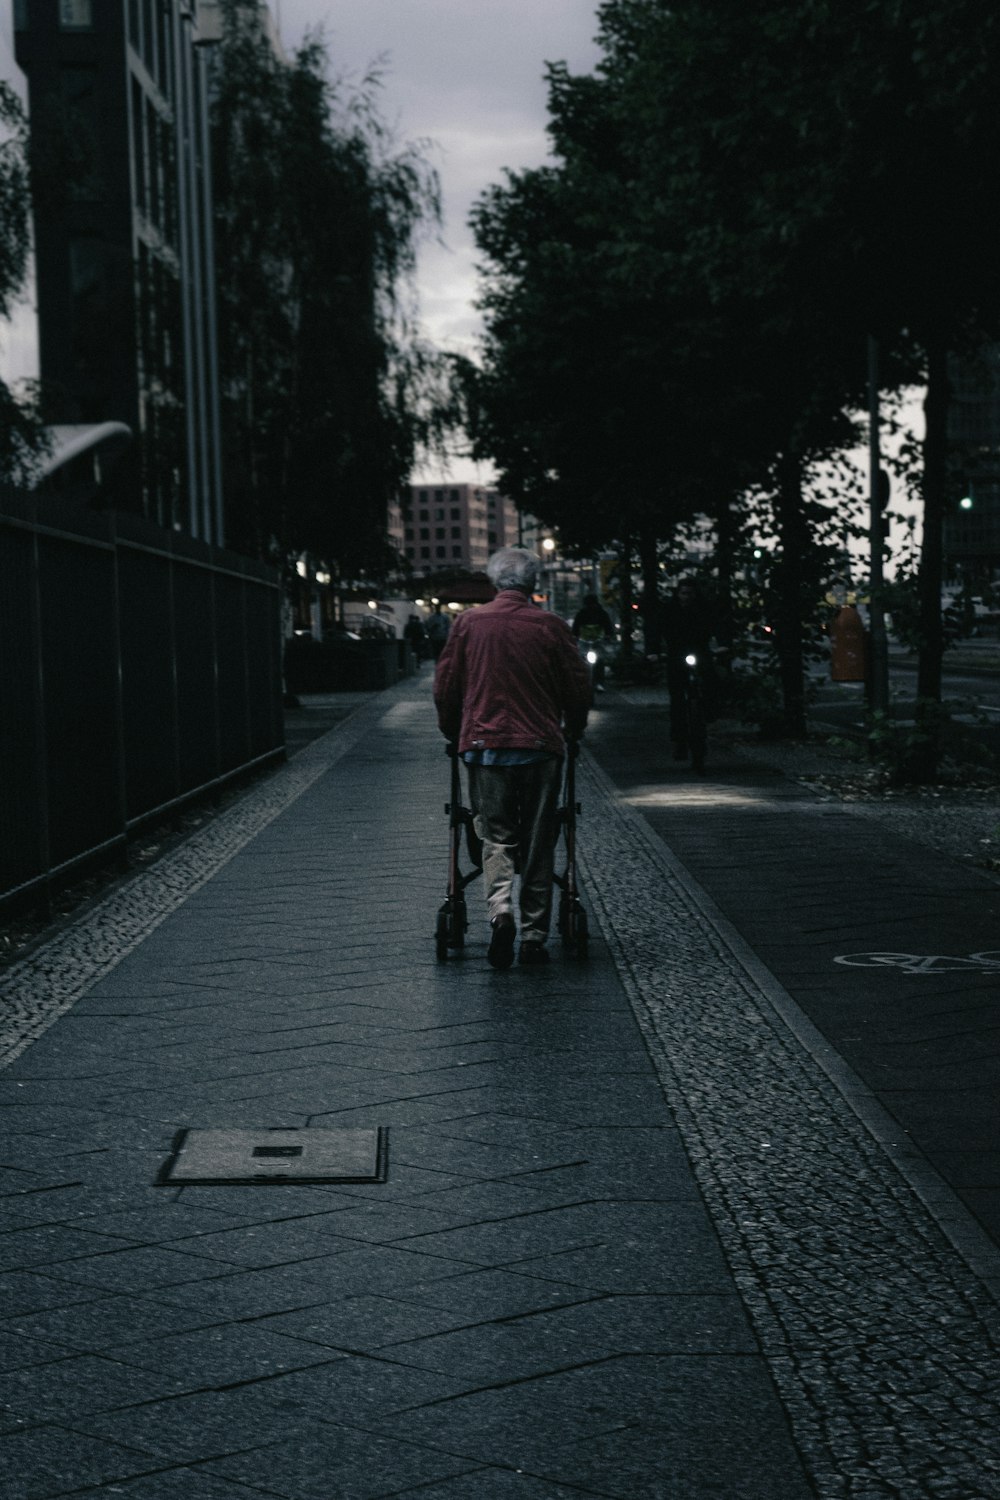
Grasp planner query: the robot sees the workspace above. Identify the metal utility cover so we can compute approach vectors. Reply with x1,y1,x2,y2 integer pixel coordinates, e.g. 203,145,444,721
158,1127,387,1185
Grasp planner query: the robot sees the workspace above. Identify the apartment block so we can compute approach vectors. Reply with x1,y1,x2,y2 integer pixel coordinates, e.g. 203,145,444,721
390,482,522,576
14,0,224,543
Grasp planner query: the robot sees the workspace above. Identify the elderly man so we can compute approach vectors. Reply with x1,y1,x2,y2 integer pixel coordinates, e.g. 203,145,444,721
434,547,592,968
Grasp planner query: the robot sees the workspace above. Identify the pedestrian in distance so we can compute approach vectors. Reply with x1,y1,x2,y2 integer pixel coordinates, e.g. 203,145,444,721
572,592,614,640
660,577,715,760
404,613,428,664
434,546,592,969
572,591,615,691
425,602,451,660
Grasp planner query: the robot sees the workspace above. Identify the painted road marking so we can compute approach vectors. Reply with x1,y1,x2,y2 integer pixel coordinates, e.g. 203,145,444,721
835,951,1000,974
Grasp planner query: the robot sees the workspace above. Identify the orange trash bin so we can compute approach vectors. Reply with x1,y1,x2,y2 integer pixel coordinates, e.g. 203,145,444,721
830,604,867,682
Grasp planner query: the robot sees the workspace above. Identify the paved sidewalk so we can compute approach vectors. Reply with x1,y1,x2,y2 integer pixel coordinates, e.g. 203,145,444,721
1,674,999,1498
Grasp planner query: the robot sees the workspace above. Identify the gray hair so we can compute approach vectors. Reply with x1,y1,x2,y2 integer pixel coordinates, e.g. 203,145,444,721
487,546,539,593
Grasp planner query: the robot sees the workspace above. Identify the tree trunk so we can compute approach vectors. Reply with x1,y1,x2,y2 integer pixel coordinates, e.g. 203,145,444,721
774,448,808,737
917,336,948,703
638,527,661,654
619,538,634,659
910,333,950,781
714,493,736,649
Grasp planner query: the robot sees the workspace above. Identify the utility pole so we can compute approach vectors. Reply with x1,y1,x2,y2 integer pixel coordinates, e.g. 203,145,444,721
867,335,890,712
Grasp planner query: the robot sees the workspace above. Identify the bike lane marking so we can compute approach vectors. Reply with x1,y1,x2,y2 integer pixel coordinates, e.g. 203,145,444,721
835,950,1000,973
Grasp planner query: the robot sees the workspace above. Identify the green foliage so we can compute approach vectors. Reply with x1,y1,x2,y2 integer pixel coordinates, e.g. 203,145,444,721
864,700,953,786
212,5,448,573
0,83,46,485
880,566,992,656
723,660,790,741
467,0,884,738
468,0,1000,749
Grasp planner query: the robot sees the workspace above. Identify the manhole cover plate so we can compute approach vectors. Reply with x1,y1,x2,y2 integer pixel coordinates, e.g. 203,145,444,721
158,1127,387,1185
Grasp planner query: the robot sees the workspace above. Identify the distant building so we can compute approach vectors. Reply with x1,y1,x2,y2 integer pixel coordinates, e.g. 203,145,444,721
389,483,523,576
945,346,1000,583
0,9,39,391
14,0,224,543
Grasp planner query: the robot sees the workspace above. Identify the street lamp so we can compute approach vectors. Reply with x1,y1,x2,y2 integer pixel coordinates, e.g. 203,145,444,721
538,536,557,610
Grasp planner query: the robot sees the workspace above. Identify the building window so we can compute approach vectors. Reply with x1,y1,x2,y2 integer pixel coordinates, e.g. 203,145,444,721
419,510,428,521
70,236,102,298
60,0,94,27
451,527,461,538
436,527,445,540
451,508,460,520
435,509,445,520
14,0,28,28
421,546,430,559
436,546,446,558
452,546,462,558
420,528,429,541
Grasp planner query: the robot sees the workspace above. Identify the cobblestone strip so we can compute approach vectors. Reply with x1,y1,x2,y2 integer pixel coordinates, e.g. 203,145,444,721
0,691,392,1072
576,750,1000,1500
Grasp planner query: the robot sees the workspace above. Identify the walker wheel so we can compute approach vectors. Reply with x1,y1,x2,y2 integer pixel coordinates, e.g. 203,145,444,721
565,902,589,960
574,906,589,960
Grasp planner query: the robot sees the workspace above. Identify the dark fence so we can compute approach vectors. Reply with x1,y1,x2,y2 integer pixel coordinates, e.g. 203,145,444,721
283,634,415,693
0,487,284,912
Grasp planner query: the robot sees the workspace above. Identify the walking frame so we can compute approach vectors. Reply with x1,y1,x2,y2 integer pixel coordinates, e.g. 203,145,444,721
436,740,588,961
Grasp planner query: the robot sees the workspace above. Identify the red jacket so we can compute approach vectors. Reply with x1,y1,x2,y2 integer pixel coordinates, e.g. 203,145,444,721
434,590,592,754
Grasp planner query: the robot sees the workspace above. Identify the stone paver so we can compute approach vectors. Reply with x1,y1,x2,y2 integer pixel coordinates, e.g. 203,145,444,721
580,689,1000,1498
0,672,999,1497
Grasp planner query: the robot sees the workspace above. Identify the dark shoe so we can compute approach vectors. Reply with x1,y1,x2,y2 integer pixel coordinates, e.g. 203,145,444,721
488,913,516,970
518,940,550,966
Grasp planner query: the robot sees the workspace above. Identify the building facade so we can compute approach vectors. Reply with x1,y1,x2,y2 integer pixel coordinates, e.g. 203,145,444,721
14,0,223,543
0,9,39,392
389,482,523,576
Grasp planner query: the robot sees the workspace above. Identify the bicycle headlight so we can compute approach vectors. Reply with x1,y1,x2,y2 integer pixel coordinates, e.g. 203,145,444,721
684,652,697,667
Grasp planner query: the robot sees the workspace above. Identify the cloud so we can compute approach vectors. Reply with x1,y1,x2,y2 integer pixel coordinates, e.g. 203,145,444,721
277,0,602,354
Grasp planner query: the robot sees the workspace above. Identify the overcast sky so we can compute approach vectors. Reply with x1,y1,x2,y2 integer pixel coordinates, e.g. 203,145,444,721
275,0,604,480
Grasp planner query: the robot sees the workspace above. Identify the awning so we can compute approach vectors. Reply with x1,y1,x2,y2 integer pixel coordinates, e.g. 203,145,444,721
37,422,133,480
423,572,496,604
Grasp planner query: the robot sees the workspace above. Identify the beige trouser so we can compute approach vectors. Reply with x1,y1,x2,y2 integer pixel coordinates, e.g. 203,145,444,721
467,758,562,943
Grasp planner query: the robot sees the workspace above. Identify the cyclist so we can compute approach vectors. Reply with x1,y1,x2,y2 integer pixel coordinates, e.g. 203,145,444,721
660,578,714,760
572,593,615,691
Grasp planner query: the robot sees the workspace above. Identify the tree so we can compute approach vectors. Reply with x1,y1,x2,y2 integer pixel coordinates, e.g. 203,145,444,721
466,68,764,572
636,0,1000,720
211,4,447,577
468,8,870,731
472,0,1000,743
0,82,46,485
